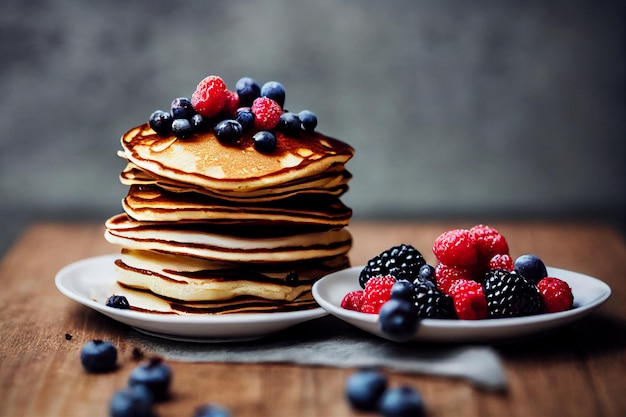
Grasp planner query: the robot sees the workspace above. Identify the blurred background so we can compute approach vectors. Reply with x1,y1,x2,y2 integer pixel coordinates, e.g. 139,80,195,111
1,0,624,254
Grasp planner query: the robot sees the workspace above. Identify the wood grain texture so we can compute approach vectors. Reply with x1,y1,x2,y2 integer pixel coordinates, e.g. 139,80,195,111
0,221,624,417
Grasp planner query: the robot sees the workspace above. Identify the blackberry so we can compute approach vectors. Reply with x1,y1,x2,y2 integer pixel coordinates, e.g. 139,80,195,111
413,281,455,319
359,244,426,288
483,269,544,318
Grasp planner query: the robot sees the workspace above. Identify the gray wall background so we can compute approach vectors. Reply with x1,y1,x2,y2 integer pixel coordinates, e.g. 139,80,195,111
1,0,624,252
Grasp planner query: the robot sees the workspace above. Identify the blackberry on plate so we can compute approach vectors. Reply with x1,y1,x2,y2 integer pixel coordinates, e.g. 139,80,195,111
413,281,456,319
483,269,544,318
359,244,426,288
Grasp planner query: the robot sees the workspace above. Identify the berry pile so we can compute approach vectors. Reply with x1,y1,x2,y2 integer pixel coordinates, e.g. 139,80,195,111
148,75,318,153
341,225,575,337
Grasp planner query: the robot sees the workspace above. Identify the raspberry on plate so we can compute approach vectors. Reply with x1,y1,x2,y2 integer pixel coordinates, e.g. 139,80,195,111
433,228,478,268
449,279,487,320
489,253,514,272
341,290,364,312
191,75,229,118
537,277,574,313
469,224,509,260
251,97,282,130
360,276,396,314
435,263,473,295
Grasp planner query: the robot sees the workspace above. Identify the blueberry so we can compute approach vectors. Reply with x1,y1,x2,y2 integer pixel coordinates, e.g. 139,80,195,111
191,113,211,132
106,295,130,310
128,357,172,401
192,403,231,417
252,131,277,153
148,110,172,136
110,385,155,417
236,77,261,107
235,108,255,132
298,110,317,131
213,119,243,143
276,112,301,136
390,280,415,302
378,386,426,417
260,81,286,108
171,118,194,139
171,97,195,119
80,340,118,373
514,254,547,285
378,298,420,340
345,369,388,411
416,264,436,284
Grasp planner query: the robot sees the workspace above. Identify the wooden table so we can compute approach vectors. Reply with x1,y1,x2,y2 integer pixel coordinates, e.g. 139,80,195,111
1,221,625,417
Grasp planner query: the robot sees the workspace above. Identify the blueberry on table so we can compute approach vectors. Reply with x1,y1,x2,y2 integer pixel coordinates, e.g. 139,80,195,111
192,403,231,417
80,340,118,373
379,298,420,340
378,386,426,417
514,254,548,285
128,357,172,401
345,368,388,411
110,385,155,417
260,81,286,108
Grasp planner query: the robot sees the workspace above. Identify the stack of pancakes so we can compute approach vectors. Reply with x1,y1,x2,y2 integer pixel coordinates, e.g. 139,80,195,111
105,123,354,314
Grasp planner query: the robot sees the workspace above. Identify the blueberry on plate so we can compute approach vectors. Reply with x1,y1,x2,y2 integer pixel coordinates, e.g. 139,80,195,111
106,295,130,310
378,386,426,417
235,108,255,132
276,112,301,136
235,77,261,107
345,368,388,411
252,131,277,153
110,385,155,417
260,81,286,108
80,340,118,373
390,280,415,302
514,254,548,285
416,264,436,284
128,357,172,401
149,110,172,136
192,403,231,417
379,298,420,340
298,110,317,131
191,113,211,132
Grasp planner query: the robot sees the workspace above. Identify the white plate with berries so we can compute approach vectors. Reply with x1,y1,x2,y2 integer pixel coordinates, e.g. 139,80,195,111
312,265,611,343
56,254,327,342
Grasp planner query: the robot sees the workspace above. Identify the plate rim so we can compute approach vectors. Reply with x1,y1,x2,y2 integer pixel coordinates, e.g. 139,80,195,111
55,254,327,339
311,264,612,340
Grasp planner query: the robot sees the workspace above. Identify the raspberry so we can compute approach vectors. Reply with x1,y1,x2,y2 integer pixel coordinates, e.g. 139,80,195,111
222,90,240,117
251,97,282,130
191,75,229,118
360,276,395,314
537,277,574,313
469,224,509,260
488,253,514,272
359,244,426,288
341,290,364,312
435,263,473,295
449,279,487,320
432,228,477,268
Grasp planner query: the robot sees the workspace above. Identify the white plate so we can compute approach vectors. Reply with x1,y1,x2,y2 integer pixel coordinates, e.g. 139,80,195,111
55,254,327,342
312,266,612,343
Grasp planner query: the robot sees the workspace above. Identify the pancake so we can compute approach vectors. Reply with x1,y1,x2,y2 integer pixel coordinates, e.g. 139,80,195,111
113,248,349,303
122,184,352,226
120,123,354,192
105,213,352,263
